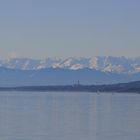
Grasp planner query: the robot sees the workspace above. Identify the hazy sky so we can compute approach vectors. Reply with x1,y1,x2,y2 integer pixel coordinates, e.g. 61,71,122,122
0,0,140,59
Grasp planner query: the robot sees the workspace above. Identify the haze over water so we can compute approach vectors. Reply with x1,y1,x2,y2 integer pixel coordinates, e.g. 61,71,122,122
0,92,140,140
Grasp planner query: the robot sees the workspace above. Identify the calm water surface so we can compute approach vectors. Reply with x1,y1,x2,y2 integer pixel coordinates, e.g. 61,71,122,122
0,92,140,140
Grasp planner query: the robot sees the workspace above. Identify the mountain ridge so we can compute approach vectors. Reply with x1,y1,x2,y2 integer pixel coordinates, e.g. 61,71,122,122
0,56,140,74
0,66,140,87
0,56,140,86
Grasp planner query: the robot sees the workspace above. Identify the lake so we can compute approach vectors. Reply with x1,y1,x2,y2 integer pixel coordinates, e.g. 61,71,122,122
0,92,140,140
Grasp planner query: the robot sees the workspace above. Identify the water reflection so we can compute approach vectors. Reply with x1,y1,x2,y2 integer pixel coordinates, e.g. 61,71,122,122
0,92,140,140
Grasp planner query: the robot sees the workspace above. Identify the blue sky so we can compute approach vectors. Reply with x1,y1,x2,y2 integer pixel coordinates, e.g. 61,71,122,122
0,0,140,59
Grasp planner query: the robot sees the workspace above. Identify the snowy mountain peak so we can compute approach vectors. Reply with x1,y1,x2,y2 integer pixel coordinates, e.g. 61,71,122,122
0,56,140,74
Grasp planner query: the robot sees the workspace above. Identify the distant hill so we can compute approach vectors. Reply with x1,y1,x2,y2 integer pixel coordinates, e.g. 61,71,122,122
0,81,140,93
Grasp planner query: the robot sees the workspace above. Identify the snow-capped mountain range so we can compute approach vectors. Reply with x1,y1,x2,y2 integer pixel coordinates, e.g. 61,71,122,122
0,56,140,74
0,56,140,86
